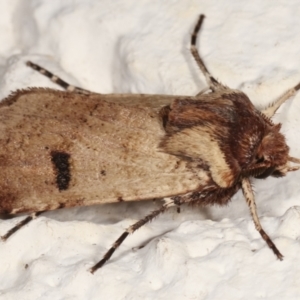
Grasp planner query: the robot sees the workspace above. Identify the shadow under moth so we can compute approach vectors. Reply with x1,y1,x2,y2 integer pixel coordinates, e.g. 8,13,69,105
0,15,300,274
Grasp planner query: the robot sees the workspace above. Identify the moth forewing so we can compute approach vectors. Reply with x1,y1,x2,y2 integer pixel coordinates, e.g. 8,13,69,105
0,89,211,214
1,14,300,274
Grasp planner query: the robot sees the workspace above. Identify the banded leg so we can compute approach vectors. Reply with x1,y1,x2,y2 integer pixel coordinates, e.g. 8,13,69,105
1,212,43,241
241,178,283,260
89,200,176,274
26,61,92,95
262,81,300,118
191,15,226,92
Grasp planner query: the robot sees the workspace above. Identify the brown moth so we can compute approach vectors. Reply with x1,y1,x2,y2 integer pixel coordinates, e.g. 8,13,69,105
0,15,300,274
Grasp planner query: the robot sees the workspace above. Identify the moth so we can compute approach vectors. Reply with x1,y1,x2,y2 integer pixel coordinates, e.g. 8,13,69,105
0,15,300,274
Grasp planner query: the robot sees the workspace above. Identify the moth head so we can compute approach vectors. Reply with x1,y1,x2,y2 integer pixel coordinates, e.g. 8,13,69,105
254,123,289,178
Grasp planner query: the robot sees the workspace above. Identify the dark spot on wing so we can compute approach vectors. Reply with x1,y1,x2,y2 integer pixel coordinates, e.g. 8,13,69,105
51,151,71,191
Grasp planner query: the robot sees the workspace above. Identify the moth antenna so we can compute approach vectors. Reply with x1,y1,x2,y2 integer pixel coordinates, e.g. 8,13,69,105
288,156,300,164
1,212,43,241
190,15,226,92
26,61,92,95
261,81,300,118
241,178,283,260
89,201,174,274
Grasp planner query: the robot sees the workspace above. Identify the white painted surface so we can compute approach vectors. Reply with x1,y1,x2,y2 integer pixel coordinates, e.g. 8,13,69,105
0,1,300,299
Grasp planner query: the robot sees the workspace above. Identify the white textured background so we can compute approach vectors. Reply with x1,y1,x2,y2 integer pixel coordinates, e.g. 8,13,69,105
1,1,300,299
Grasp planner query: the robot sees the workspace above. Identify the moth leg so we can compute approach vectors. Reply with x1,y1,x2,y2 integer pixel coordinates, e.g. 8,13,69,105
262,81,300,118
191,15,226,92
26,61,92,95
241,178,283,260
89,200,175,274
1,211,43,241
